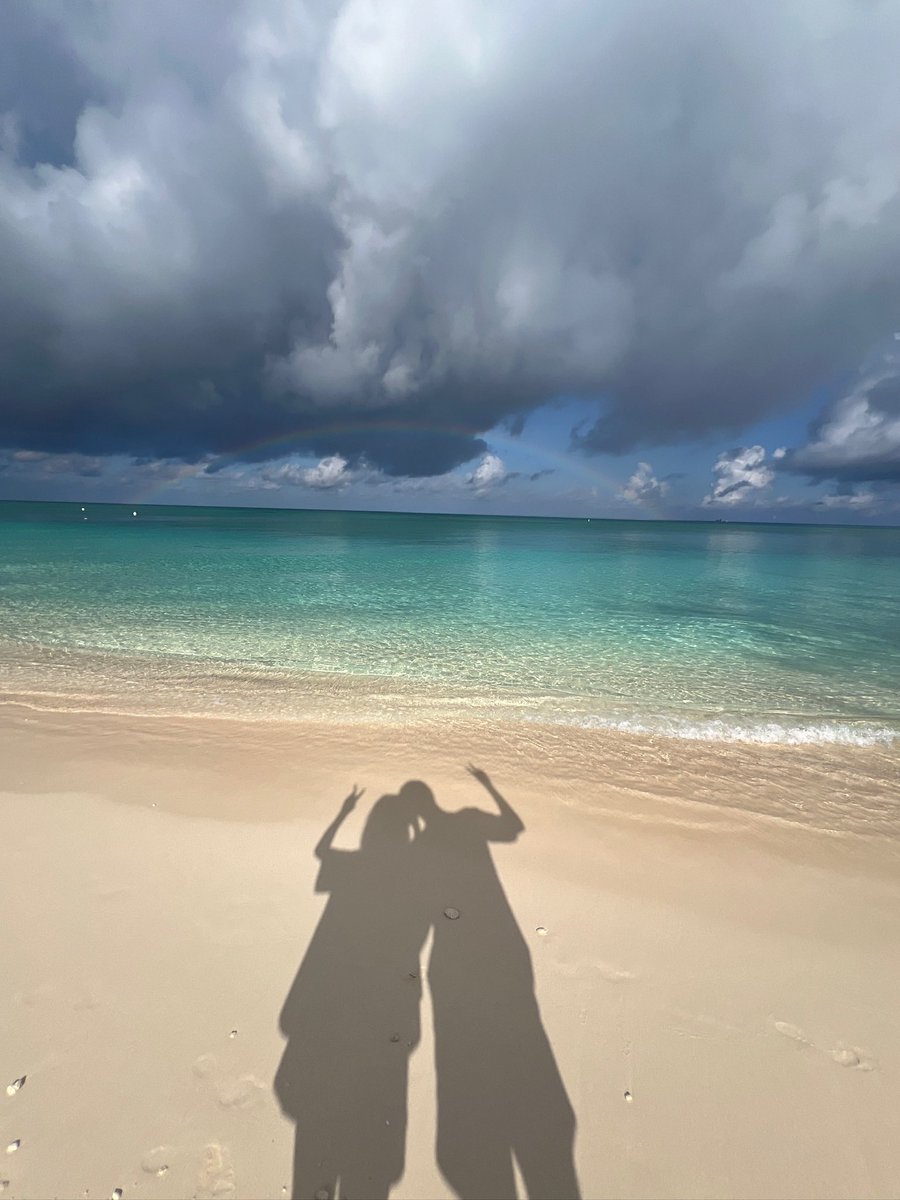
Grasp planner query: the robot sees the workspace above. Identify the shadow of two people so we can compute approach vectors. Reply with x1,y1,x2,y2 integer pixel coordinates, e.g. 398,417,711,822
274,768,580,1200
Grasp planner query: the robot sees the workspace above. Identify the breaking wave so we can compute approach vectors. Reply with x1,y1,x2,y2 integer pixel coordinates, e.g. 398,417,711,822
533,712,897,747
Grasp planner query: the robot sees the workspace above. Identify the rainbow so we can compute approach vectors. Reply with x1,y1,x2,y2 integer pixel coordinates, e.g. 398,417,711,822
133,418,663,514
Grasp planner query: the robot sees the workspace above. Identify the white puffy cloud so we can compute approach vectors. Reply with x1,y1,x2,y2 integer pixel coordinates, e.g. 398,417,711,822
260,454,359,489
786,373,900,483
620,461,668,504
703,445,775,506
465,453,512,493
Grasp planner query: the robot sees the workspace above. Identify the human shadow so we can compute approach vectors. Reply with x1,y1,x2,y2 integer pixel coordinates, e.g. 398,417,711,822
275,769,579,1200
407,769,580,1200
274,786,427,1200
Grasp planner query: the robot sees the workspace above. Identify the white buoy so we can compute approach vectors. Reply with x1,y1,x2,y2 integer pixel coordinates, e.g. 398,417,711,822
80,506,85,512
132,511,138,517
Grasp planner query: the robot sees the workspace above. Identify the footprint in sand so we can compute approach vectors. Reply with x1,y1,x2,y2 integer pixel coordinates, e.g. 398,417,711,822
196,1143,235,1199
597,963,636,984
831,1044,876,1072
193,1053,218,1079
193,1048,265,1110
216,1075,265,1110
773,1020,812,1046
141,1146,173,1177
13,984,53,1009
775,1022,876,1071
72,993,103,1012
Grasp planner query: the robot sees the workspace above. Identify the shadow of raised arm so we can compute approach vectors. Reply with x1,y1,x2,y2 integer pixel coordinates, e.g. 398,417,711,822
315,785,364,860
466,765,525,842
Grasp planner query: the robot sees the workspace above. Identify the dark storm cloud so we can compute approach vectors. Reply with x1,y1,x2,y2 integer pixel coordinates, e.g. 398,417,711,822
3,1,900,478
0,0,99,168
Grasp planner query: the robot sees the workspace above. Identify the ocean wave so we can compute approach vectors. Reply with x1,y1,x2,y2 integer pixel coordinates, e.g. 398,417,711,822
531,712,897,747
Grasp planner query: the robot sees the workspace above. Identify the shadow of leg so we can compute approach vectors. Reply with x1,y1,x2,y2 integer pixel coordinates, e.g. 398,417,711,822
291,1128,338,1200
509,1019,580,1200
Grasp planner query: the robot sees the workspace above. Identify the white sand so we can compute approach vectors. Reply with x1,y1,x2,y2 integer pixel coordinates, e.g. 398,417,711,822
1,705,899,1199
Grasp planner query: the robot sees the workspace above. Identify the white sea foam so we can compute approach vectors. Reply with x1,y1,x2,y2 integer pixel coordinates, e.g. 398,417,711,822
534,713,897,747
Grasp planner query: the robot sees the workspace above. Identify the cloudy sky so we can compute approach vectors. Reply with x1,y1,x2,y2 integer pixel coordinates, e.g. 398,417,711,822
2,0,900,523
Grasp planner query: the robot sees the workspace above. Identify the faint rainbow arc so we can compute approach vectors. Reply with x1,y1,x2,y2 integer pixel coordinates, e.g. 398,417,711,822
132,419,661,515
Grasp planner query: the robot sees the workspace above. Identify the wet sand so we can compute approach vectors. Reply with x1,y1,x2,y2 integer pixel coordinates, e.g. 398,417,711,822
1,703,899,1199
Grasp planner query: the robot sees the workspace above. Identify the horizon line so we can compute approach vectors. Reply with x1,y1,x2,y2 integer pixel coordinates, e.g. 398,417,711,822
0,496,897,531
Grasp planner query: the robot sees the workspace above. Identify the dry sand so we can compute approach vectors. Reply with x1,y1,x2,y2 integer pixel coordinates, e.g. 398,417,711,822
1,702,899,1200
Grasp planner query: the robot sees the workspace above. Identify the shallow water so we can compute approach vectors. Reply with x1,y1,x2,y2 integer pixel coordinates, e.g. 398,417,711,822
1,501,898,745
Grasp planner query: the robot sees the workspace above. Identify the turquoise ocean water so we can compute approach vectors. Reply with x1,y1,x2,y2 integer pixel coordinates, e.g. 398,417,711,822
1,501,898,746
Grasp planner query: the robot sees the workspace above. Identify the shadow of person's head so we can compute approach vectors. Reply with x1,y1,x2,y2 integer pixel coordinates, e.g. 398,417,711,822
399,779,439,822
360,791,420,851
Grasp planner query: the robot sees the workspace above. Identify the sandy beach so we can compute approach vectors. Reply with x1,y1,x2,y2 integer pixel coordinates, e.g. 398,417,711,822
1,701,898,1200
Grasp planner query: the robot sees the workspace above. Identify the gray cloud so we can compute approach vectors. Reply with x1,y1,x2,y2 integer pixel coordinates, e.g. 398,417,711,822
784,370,900,483
3,1,900,478
2,448,104,477
815,485,878,512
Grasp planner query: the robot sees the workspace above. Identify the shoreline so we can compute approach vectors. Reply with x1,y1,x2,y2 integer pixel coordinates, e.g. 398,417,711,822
2,631,898,751
2,704,899,1198
2,698,898,846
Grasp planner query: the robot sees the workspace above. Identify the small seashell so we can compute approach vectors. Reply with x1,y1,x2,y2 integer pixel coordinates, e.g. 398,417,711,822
444,907,460,920
535,926,547,936
624,1091,633,1103
111,1189,124,1200
5,1143,19,1156
229,1030,238,1039
390,1033,400,1043
6,1077,25,1097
